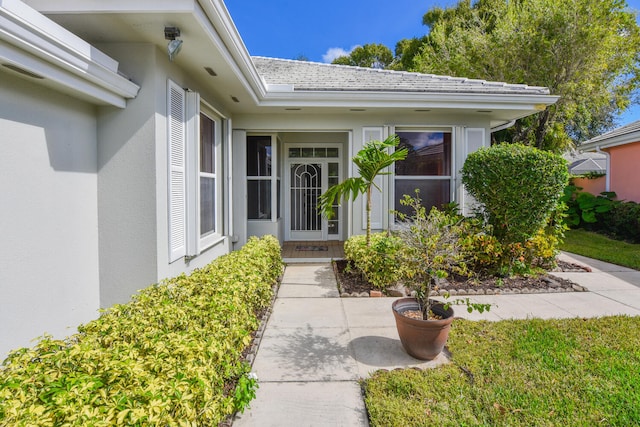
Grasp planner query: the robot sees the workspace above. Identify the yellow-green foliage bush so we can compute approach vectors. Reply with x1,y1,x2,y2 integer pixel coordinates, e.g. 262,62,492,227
0,235,283,426
464,225,561,276
344,232,403,291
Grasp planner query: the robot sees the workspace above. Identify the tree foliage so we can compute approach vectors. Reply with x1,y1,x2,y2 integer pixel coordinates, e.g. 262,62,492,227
332,43,394,69
395,0,640,152
319,135,407,245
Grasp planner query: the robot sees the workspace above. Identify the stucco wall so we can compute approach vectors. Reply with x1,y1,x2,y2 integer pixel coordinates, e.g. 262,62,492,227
96,44,159,308
0,72,100,358
96,43,232,307
572,176,606,196
608,142,640,202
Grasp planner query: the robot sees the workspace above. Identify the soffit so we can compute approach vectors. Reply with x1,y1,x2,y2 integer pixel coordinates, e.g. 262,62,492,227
21,0,261,113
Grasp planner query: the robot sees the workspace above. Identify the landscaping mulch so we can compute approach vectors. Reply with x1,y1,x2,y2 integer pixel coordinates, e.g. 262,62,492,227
333,259,590,297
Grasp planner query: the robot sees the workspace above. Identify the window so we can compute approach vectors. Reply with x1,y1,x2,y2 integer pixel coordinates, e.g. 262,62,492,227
247,135,280,220
200,113,216,237
394,130,452,216
167,80,223,262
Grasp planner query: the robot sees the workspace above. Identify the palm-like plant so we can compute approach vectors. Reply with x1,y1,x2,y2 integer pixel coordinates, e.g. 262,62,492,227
319,134,408,246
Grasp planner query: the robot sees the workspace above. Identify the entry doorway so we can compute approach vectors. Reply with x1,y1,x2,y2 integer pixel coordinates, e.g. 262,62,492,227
285,144,342,241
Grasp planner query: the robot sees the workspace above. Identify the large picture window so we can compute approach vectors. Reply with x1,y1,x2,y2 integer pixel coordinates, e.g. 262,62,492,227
394,130,452,216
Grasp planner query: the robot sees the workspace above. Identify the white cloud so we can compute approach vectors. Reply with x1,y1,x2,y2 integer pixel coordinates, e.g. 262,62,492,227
322,45,360,63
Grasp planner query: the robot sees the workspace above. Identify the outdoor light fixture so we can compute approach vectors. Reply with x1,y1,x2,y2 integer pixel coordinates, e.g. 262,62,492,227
164,26,183,62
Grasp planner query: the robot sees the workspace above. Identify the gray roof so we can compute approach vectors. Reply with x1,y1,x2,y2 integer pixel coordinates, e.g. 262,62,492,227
581,119,640,146
252,57,551,95
570,158,607,174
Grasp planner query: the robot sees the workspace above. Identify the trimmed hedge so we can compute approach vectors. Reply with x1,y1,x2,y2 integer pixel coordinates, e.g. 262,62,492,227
461,143,569,246
0,235,283,426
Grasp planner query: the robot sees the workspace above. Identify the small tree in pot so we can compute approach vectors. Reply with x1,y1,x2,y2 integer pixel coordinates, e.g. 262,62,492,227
391,192,489,360
393,192,470,320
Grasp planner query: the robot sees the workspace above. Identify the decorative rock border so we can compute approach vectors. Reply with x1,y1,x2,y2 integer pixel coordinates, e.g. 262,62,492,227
339,275,587,298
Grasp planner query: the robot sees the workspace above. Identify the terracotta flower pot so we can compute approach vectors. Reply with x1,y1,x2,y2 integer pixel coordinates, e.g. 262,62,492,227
392,297,454,360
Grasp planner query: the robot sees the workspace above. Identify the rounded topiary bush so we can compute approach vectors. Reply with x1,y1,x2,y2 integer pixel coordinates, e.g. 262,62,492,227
461,143,569,246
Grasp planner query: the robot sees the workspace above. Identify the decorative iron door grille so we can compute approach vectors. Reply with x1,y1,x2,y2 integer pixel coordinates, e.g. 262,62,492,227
290,163,322,232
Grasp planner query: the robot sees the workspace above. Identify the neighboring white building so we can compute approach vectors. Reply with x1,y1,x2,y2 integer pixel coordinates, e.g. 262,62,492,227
0,0,558,357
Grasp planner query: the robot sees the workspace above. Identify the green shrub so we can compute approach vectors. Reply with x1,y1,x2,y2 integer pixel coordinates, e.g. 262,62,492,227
561,184,616,226
461,143,569,246
343,232,403,291
608,201,640,243
561,185,640,243
0,236,283,426
458,218,561,276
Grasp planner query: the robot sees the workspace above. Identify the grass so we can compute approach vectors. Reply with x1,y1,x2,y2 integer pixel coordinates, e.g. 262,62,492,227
363,317,640,426
560,228,640,270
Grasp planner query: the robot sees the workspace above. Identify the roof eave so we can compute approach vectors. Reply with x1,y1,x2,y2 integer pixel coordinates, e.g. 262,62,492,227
580,132,640,151
195,0,267,101
258,90,559,110
0,0,139,107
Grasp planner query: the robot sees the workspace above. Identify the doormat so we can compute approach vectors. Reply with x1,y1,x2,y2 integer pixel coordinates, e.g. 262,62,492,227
295,245,328,251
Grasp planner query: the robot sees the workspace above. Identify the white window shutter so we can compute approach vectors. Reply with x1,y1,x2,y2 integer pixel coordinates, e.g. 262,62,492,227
462,128,486,216
362,127,384,230
168,81,186,262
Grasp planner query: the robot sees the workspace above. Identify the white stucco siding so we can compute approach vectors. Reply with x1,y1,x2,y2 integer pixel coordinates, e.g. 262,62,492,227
93,43,234,309
0,72,100,358
95,44,159,308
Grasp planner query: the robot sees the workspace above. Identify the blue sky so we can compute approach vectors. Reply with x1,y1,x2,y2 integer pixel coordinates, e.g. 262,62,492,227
225,0,640,127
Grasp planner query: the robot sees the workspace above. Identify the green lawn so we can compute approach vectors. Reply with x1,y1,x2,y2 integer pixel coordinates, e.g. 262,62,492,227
560,228,640,270
363,317,640,426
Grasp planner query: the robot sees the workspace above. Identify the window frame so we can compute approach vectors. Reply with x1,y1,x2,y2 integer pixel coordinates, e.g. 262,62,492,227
247,134,280,222
196,104,223,251
392,127,455,215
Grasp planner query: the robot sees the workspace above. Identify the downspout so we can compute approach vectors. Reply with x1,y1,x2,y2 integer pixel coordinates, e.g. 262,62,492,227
595,146,611,192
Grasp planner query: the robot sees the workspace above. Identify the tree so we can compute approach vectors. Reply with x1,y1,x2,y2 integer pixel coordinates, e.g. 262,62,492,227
318,135,408,246
332,43,394,69
396,0,640,152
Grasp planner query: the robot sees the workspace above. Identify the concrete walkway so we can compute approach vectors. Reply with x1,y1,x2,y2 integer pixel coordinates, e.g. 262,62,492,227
233,252,640,426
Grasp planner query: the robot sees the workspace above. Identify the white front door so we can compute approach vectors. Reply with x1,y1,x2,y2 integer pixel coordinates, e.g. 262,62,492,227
285,145,341,241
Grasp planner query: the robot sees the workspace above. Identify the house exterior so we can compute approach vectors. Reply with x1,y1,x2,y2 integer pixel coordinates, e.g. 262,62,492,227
564,151,607,195
0,0,558,358
579,120,640,202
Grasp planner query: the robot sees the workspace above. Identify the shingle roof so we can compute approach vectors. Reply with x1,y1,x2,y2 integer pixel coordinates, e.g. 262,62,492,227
581,120,640,145
569,158,607,174
252,56,551,95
